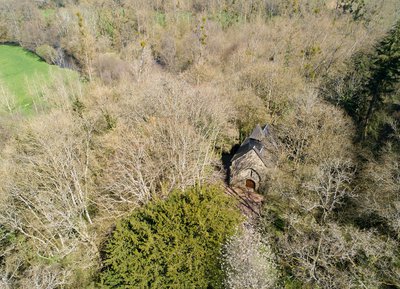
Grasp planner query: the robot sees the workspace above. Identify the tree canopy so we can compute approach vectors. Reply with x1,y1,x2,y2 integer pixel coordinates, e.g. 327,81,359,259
99,186,241,288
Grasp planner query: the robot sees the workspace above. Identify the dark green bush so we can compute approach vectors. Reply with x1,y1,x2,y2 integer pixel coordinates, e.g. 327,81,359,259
99,185,241,288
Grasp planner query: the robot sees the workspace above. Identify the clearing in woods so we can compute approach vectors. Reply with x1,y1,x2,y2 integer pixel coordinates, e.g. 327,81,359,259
0,44,76,112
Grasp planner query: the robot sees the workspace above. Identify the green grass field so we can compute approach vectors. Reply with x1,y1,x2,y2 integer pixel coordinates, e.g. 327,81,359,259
0,44,76,111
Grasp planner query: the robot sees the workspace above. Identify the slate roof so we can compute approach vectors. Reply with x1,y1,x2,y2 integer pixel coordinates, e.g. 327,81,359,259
248,124,265,142
231,124,271,166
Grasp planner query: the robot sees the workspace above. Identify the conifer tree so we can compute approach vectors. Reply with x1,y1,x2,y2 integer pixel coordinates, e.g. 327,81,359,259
328,19,400,145
362,19,400,139
99,186,241,288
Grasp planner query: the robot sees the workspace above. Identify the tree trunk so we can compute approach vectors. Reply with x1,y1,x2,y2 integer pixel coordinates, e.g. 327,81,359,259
362,91,379,140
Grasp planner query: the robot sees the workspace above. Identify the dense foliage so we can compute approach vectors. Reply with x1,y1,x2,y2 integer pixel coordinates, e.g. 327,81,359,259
0,0,399,288
323,19,400,150
99,186,241,288
260,18,400,288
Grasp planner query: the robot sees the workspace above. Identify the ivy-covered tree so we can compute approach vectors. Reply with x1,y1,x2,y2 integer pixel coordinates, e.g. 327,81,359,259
99,185,241,288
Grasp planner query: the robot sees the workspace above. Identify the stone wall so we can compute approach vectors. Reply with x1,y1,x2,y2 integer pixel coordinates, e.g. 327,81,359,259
230,149,267,191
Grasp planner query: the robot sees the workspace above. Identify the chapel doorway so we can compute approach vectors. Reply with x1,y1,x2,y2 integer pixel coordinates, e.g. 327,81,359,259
245,179,256,190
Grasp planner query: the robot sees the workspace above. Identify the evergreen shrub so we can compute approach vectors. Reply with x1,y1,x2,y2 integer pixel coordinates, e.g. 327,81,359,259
99,185,241,288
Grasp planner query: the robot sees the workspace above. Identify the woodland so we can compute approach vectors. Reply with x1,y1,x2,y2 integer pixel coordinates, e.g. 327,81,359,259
0,0,399,288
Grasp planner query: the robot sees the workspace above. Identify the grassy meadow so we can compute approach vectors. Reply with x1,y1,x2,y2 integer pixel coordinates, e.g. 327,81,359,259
0,44,76,111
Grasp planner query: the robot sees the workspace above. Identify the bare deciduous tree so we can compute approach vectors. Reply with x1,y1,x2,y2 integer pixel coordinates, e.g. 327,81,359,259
275,93,354,166
99,74,236,212
0,112,98,263
19,264,71,289
303,158,356,222
362,147,400,237
278,222,398,288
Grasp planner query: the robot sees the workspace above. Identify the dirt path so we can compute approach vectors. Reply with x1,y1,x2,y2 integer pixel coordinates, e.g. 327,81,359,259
224,185,264,219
